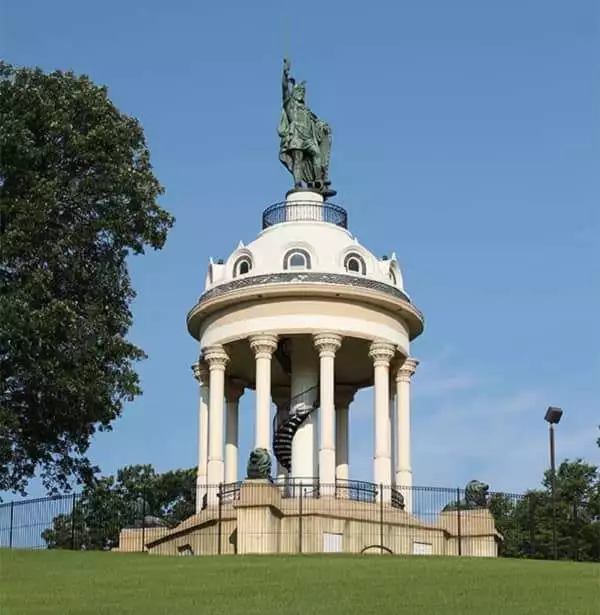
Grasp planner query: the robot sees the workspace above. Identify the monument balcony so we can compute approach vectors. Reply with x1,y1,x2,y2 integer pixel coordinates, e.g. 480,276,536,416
262,200,348,230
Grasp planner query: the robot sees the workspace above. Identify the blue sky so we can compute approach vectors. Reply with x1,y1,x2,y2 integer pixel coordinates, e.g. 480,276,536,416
3,0,599,498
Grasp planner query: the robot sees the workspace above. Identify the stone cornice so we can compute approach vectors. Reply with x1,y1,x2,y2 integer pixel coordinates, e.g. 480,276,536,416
187,273,424,342
198,272,412,304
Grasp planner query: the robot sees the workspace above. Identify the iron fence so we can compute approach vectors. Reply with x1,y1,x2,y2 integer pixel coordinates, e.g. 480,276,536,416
262,201,348,229
1,480,597,561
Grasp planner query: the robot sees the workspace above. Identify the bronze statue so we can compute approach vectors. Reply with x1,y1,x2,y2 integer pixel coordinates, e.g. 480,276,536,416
278,58,335,197
131,497,169,528
442,480,490,512
246,447,272,480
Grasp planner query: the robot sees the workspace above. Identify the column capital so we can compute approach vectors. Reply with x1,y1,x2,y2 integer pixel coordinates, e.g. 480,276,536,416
203,345,229,371
249,333,278,359
335,384,357,408
191,360,209,386
225,378,245,403
395,357,419,382
368,340,396,367
313,331,343,358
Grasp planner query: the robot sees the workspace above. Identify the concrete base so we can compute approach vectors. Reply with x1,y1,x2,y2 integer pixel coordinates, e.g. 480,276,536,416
117,480,502,557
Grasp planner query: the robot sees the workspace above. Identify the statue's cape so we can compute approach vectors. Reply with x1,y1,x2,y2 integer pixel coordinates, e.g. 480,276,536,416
278,108,289,139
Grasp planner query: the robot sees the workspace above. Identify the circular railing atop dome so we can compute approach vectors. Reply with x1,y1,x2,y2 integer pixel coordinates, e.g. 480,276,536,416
262,201,348,230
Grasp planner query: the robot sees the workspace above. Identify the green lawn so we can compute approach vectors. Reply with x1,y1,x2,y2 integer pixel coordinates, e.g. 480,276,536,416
1,550,598,615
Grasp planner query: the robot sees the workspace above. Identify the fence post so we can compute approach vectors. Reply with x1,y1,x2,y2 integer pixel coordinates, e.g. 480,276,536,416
456,487,462,556
298,487,303,554
70,493,77,550
217,483,223,555
141,492,146,553
9,501,15,549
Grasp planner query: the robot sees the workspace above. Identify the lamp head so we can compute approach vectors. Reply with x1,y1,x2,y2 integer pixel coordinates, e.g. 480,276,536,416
544,406,563,425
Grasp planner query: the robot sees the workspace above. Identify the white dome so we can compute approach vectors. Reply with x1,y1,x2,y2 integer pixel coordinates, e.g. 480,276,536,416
204,191,406,296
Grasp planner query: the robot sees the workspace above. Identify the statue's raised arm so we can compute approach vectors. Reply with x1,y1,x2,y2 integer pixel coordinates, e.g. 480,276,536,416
282,58,292,103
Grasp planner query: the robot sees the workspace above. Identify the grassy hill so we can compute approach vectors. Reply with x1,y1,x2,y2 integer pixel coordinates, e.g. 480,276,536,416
1,550,598,615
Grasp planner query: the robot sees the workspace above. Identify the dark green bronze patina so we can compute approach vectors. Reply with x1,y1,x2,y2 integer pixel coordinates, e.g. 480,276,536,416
442,480,490,512
278,58,335,197
246,447,272,480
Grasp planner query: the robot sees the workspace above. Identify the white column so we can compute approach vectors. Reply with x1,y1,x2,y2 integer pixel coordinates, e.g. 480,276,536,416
369,340,396,502
313,332,342,497
224,379,244,485
335,385,356,498
290,336,319,490
389,384,396,491
204,345,229,505
249,334,278,451
272,386,291,484
192,360,209,513
334,385,356,483
395,357,419,513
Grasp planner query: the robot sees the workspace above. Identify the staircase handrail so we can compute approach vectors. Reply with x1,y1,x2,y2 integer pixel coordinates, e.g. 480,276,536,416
272,384,320,433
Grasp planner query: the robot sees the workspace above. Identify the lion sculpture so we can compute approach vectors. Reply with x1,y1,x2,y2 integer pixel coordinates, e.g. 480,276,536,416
246,447,272,480
131,497,170,528
442,479,490,512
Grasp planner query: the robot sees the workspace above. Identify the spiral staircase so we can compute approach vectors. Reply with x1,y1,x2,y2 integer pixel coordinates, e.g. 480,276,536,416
272,385,320,473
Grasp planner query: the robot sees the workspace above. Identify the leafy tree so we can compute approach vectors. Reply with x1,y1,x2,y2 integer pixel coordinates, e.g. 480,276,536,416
0,62,174,495
490,459,600,561
41,464,196,550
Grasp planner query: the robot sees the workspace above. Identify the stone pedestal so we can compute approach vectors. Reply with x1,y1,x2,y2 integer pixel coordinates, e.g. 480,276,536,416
284,189,324,223
234,480,282,555
438,508,501,557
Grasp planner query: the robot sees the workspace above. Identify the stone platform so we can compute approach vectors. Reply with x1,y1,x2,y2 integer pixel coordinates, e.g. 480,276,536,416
117,480,502,557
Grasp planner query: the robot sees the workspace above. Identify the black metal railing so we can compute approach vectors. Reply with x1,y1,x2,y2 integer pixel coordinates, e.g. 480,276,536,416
2,483,598,561
218,481,242,503
262,201,348,230
335,479,378,503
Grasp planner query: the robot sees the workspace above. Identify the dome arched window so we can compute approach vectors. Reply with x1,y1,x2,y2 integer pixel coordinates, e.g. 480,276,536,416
233,256,252,277
388,270,397,285
284,249,311,270
344,253,366,275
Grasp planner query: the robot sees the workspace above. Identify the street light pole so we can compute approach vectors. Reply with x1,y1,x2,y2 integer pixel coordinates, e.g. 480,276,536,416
548,421,557,560
544,406,563,561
